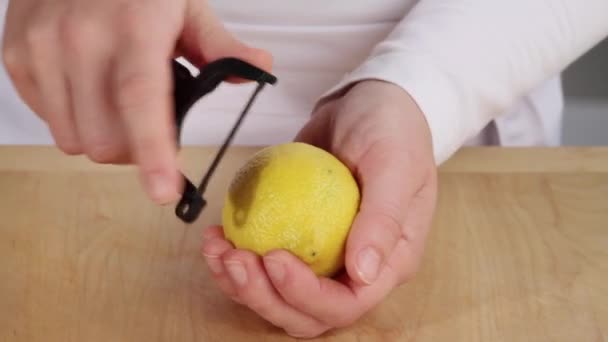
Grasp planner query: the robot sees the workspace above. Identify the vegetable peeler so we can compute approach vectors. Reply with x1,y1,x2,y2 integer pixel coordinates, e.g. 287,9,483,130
171,57,277,223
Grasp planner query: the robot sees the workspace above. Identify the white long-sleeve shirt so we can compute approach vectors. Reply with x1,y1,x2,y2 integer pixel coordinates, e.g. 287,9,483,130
1,0,607,164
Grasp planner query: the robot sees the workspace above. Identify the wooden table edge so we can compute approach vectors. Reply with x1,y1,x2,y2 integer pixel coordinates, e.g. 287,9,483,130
1,145,608,173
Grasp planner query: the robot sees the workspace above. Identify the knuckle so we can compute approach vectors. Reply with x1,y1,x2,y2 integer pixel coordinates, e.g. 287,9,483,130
49,126,83,156
371,206,404,241
282,293,309,310
27,30,57,66
1,43,22,74
85,140,124,163
25,24,51,49
59,16,99,54
56,139,83,156
116,4,153,45
115,70,151,99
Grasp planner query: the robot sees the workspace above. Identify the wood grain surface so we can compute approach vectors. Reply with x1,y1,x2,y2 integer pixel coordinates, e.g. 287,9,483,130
0,146,607,341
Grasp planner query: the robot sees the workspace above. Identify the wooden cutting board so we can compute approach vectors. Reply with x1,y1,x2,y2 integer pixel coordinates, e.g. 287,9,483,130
1,146,607,341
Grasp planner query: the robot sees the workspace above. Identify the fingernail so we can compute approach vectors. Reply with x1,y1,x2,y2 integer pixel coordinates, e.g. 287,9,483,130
357,247,382,284
264,257,285,284
225,261,248,287
146,171,177,204
204,255,223,275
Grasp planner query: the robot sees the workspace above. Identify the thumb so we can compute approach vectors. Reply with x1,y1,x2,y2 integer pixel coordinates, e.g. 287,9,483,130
179,0,272,73
344,143,424,285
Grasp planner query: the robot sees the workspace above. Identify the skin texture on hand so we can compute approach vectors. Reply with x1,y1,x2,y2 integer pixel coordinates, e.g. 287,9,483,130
202,80,438,338
1,0,272,204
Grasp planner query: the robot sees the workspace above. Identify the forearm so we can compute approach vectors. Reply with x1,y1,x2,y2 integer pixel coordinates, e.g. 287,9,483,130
323,0,608,163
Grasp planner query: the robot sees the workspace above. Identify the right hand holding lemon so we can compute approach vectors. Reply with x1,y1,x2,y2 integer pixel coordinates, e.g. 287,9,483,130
202,80,438,338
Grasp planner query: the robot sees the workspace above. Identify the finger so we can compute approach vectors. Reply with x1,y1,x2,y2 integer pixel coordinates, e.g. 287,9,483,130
202,225,225,241
22,6,83,155
112,33,180,204
60,16,129,162
33,54,80,154
2,39,46,118
202,235,240,300
222,249,329,338
179,0,272,74
345,142,425,285
263,250,395,328
386,172,438,284
2,1,45,118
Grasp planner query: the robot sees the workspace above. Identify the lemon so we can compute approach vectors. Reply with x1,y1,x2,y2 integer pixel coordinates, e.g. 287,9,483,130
222,142,360,277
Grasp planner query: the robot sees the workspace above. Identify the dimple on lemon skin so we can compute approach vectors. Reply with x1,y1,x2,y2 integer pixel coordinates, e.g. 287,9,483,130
222,142,361,277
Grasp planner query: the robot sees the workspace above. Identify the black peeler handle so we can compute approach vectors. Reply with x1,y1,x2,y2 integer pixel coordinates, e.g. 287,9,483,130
172,57,277,223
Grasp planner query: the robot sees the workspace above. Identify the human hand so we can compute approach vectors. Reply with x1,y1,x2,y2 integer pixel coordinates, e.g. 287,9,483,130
201,80,438,338
1,0,271,204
